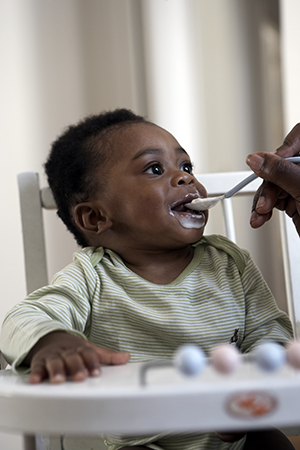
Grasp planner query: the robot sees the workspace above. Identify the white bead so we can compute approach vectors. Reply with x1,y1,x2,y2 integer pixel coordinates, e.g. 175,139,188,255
174,344,206,376
254,342,286,372
286,340,300,369
211,344,241,374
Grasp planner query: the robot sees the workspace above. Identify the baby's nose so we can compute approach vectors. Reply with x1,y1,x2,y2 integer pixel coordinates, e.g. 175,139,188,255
172,171,195,186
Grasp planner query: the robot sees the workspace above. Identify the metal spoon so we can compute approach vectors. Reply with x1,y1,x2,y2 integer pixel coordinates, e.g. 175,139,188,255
186,156,300,211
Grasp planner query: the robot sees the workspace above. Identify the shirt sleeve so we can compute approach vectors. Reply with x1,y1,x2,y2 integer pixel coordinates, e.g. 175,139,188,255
239,253,293,353
0,255,98,371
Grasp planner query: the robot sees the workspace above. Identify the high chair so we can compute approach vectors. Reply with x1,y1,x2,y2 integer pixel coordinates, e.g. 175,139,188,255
1,170,300,450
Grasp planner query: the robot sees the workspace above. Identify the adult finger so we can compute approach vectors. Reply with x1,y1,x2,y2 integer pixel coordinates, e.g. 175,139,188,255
246,152,300,202
248,180,279,228
276,123,300,158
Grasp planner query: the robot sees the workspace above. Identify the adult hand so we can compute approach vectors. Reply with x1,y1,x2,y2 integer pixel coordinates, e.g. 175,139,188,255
24,331,130,384
246,123,300,236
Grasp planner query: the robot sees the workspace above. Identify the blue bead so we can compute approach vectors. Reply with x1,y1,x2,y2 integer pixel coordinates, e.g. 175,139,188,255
174,344,206,376
254,342,286,372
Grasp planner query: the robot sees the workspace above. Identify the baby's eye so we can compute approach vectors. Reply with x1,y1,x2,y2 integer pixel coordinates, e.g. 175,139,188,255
145,164,164,175
180,162,193,174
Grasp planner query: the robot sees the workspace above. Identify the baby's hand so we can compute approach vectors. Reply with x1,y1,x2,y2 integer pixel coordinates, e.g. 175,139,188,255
24,331,130,384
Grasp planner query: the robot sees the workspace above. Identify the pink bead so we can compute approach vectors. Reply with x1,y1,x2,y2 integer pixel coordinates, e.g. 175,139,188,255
286,341,300,369
211,344,241,374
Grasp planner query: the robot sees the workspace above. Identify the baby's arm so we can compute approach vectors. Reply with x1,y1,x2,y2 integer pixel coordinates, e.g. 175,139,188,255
24,331,130,384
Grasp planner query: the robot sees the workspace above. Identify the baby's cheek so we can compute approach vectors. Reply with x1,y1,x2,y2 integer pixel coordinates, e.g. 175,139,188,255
196,182,207,199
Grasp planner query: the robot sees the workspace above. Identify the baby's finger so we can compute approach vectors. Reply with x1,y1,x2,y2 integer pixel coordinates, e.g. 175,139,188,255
77,345,101,377
60,349,89,382
29,359,48,384
45,355,69,384
89,343,130,365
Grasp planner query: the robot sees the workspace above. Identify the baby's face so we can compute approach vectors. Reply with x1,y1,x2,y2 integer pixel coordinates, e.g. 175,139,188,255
92,123,208,250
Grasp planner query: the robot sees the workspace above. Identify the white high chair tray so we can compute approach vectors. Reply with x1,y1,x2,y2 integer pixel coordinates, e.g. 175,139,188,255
0,361,300,436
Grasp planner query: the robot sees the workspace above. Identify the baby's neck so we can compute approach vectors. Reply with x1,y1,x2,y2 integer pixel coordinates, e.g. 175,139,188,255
121,246,195,285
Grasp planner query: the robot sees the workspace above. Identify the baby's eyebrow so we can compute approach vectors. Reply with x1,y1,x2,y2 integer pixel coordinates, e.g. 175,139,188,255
133,147,187,160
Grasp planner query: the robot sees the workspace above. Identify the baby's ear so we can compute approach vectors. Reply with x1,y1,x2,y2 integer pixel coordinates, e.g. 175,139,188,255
73,202,113,236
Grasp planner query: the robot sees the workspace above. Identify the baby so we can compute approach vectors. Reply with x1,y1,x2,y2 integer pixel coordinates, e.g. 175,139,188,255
0,109,294,450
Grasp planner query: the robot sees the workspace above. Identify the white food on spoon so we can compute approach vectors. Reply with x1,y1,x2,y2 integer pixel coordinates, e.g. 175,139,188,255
185,196,224,211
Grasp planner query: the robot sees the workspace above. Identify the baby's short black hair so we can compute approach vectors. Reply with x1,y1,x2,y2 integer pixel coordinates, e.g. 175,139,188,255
45,108,147,247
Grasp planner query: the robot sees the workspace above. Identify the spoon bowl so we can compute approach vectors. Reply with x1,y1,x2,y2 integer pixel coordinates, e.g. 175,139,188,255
185,195,225,211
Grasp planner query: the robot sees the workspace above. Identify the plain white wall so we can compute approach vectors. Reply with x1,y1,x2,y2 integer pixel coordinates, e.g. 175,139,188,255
0,1,299,448
280,0,300,130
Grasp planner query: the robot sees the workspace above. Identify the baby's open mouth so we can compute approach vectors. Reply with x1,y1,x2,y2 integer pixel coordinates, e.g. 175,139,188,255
171,198,202,215
170,196,206,229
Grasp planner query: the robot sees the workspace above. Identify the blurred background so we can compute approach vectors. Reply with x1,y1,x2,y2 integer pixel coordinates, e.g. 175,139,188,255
0,0,300,448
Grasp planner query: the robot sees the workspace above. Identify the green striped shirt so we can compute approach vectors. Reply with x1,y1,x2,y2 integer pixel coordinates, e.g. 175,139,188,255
0,235,293,450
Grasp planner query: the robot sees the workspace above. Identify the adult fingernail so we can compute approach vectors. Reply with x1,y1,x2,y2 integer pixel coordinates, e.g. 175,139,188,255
250,211,258,225
246,154,265,171
256,196,266,210
91,368,101,377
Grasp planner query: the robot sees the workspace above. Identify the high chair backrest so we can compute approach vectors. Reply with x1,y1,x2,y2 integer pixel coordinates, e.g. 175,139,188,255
18,172,55,294
17,171,300,337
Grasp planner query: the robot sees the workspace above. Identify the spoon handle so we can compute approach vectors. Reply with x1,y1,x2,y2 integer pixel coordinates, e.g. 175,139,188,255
224,156,300,199
224,173,258,199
